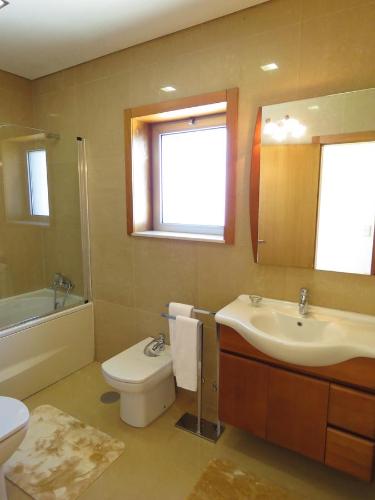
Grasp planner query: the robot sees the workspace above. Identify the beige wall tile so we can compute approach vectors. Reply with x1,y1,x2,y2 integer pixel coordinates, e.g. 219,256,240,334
133,238,197,313
23,0,375,373
134,308,168,342
196,244,251,312
299,3,375,95
301,0,374,21
94,299,136,361
0,70,45,297
0,70,32,126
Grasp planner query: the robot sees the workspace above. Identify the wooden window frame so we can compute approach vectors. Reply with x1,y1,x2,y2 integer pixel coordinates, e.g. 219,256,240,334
124,88,238,244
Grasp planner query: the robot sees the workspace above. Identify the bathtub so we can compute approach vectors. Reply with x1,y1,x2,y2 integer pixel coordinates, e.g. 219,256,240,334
0,289,94,399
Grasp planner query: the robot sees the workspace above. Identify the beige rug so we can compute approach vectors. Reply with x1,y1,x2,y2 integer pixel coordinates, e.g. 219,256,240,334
187,459,303,500
5,405,125,500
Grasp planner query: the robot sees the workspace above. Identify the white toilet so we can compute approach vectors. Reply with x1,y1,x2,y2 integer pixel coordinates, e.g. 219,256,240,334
102,337,176,427
0,397,30,500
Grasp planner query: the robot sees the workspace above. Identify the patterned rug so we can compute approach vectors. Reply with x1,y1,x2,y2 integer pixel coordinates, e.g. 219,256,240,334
187,459,303,500
5,405,125,500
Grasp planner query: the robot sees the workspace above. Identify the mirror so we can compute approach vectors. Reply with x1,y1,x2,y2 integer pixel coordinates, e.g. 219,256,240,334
250,88,375,276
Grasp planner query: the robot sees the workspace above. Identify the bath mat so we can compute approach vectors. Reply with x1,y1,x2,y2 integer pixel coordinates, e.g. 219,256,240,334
5,404,125,500
187,459,302,499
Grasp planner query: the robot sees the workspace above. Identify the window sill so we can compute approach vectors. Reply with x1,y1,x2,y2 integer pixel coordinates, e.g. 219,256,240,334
6,219,50,228
132,230,225,243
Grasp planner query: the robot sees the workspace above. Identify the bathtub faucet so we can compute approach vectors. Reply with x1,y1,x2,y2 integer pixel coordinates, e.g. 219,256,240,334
52,273,74,309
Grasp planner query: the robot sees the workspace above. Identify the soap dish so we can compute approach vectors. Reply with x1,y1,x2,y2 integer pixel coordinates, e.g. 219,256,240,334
249,295,262,306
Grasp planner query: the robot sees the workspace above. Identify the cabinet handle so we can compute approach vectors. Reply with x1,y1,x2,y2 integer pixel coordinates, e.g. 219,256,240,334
258,239,266,244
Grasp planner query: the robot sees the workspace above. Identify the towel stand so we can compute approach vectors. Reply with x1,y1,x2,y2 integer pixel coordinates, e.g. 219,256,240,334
161,308,224,443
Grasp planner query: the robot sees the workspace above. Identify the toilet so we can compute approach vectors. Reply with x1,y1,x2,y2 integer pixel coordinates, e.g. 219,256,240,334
0,397,30,500
101,338,176,427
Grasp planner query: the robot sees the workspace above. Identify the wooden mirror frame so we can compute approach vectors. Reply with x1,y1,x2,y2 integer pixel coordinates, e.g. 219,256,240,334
250,107,262,262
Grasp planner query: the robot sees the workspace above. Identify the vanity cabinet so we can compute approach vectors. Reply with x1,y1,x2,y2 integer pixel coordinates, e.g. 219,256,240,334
219,325,375,481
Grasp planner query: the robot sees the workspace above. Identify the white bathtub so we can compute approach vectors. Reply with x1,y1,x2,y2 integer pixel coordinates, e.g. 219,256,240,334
0,289,94,399
0,288,86,331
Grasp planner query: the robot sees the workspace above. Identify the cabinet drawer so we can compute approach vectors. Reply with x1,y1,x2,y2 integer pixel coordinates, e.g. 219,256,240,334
325,428,375,482
328,384,375,439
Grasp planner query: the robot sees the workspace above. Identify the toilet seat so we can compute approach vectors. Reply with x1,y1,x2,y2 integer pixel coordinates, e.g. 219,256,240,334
0,397,29,443
102,337,173,385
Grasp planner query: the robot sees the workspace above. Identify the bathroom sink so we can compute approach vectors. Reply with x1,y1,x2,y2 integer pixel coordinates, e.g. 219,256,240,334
249,310,345,344
215,295,375,367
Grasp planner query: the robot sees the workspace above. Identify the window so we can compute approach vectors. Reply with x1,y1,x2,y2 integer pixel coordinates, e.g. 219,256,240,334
125,89,238,243
315,142,375,275
26,149,50,217
152,115,226,235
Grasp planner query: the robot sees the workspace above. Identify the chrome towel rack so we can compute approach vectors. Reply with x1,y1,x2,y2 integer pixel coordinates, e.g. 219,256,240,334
164,304,217,317
161,304,224,443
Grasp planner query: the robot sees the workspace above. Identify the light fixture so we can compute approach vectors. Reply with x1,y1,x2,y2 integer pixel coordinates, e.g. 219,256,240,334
308,105,319,110
263,115,306,142
0,0,9,9
260,62,279,72
160,86,176,93
282,115,306,138
263,118,278,136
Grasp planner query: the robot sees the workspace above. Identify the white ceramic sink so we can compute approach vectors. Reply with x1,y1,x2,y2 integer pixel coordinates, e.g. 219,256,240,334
215,295,375,367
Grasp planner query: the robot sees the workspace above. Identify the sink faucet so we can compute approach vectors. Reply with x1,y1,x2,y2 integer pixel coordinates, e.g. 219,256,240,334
299,288,309,316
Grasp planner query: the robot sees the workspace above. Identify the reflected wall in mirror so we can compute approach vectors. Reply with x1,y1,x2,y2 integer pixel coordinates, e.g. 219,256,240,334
250,88,375,276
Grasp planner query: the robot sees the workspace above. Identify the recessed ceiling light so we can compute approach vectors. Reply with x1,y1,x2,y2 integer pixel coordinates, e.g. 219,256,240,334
0,0,9,10
260,63,279,72
160,86,176,93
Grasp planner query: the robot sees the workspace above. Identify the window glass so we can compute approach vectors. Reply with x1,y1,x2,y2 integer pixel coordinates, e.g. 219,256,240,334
315,142,375,274
27,150,50,217
160,127,227,228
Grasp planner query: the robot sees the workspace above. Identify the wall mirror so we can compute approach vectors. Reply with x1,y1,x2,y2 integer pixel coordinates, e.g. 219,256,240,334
250,88,375,276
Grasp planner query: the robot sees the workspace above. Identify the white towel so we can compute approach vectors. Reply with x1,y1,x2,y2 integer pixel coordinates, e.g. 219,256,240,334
173,315,200,392
168,302,193,375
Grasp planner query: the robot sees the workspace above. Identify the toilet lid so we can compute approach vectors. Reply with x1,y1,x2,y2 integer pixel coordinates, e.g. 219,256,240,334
102,337,172,384
0,397,30,442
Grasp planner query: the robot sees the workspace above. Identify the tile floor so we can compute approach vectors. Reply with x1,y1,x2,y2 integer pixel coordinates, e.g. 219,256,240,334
6,363,375,500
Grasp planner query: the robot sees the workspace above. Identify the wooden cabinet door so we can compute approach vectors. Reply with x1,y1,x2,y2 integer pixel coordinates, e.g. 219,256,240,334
258,144,321,267
267,367,329,462
219,352,268,438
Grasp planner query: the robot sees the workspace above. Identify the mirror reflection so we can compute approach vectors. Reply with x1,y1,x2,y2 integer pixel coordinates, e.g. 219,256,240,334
254,88,375,276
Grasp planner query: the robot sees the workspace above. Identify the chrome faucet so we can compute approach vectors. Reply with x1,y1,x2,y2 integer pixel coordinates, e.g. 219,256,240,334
143,334,166,357
299,287,309,316
52,273,74,309
52,273,74,291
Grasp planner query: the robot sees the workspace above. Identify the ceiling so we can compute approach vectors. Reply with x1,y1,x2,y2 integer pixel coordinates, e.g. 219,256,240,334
0,0,268,80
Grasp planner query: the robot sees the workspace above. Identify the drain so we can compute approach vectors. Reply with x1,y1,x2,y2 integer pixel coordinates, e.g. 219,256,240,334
100,391,120,404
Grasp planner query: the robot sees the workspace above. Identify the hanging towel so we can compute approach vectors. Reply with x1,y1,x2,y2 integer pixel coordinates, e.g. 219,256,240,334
173,315,200,392
169,302,193,375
